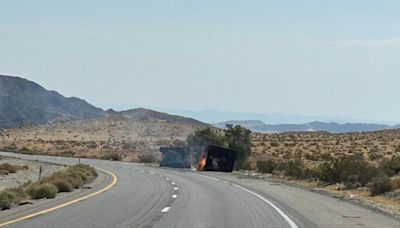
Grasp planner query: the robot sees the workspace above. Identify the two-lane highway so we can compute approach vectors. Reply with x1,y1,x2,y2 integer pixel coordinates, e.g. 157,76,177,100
0,152,399,228
0,152,303,228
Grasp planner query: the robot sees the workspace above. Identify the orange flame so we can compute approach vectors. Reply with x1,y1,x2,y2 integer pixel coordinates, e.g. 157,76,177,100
198,154,207,171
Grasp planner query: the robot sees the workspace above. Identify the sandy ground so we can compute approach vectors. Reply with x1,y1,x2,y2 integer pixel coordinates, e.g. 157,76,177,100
0,157,63,190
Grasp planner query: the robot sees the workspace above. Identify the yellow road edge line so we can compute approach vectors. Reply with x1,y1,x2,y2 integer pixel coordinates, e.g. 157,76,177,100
0,167,118,227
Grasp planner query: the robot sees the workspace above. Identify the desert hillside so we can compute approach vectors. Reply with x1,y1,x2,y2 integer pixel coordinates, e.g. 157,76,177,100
0,75,103,127
0,113,208,161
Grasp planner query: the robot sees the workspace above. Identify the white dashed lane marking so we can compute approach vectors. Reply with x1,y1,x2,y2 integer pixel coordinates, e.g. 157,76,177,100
174,187,179,191
172,194,178,199
161,207,170,213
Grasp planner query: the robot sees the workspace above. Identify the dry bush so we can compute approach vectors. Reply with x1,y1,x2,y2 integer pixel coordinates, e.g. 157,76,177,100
0,163,25,173
137,153,157,163
29,183,58,199
368,174,393,196
0,190,20,209
256,160,277,173
50,179,73,192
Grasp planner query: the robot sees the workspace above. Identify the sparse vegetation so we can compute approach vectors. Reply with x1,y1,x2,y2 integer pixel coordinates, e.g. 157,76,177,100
50,179,73,192
0,111,207,163
137,153,157,163
101,153,123,161
368,174,393,196
0,164,97,209
28,183,58,199
380,157,400,177
0,190,20,210
256,159,277,173
317,155,378,187
0,162,26,174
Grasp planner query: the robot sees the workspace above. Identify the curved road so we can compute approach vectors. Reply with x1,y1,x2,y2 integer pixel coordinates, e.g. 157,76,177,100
0,152,399,228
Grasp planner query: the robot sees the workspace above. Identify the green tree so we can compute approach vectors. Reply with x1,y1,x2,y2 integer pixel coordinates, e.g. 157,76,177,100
224,124,252,169
187,128,225,162
187,125,252,169
187,128,225,148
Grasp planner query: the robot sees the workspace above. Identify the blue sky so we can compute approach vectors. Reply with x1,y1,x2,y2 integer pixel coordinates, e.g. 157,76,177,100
1,1,400,123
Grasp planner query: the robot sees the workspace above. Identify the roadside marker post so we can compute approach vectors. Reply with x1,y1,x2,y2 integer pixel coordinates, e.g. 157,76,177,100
38,165,42,181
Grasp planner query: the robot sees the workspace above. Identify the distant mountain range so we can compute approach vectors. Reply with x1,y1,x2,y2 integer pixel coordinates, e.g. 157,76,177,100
1,74,398,133
158,108,394,125
0,75,206,128
214,120,400,133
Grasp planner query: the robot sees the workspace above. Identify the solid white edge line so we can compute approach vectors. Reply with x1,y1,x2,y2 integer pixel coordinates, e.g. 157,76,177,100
195,173,298,228
161,207,170,213
232,184,299,228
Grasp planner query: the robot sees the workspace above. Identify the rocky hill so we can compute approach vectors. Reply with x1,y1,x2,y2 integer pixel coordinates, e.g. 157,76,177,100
0,113,207,161
116,108,206,126
0,75,211,161
0,75,103,127
214,120,399,133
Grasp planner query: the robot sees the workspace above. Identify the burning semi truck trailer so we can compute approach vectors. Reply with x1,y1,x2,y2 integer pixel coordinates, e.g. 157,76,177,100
198,145,237,172
159,147,191,168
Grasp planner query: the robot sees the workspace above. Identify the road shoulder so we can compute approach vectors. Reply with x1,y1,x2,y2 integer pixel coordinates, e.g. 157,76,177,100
201,171,400,228
0,168,115,227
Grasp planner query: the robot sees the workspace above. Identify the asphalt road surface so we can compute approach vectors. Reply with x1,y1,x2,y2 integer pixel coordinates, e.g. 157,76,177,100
0,152,399,228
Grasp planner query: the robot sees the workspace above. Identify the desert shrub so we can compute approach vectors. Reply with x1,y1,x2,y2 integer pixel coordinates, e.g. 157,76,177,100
4,164,97,204
270,142,279,147
137,153,157,163
86,141,97,149
55,164,98,187
7,186,27,200
65,172,84,188
0,190,20,209
369,174,393,196
68,164,97,181
380,157,400,177
20,147,31,153
320,153,333,161
0,170,9,176
0,163,19,173
278,160,307,179
29,183,58,199
304,153,319,161
240,160,254,170
102,153,122,161
317,156,378,187
50,179,73,192
368,149,382,160
256,160,277,173
25,183,40,198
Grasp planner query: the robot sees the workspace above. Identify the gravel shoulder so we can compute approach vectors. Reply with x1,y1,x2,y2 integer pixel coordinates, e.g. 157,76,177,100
202,171,400,228
0,157,63,190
